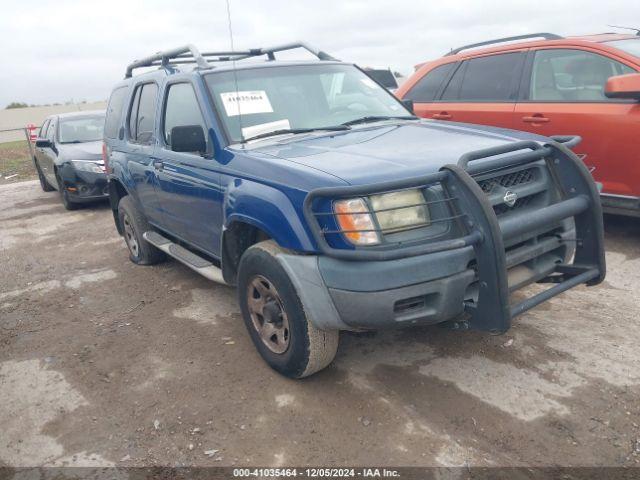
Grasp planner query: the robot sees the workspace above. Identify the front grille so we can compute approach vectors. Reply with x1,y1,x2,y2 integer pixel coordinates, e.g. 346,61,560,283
493,193,539,215
477,168,535,194
475,167,544,217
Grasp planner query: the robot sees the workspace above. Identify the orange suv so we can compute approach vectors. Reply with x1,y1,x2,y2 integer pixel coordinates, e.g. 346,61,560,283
396,32,640,217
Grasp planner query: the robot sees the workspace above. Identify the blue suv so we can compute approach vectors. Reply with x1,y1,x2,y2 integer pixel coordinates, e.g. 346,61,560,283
105,43,605,378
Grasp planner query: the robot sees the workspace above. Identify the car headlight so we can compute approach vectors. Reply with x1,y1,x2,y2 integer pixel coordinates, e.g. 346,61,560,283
333,198,380,246
71,160,105,173
370,189,430,233
333,189,430,246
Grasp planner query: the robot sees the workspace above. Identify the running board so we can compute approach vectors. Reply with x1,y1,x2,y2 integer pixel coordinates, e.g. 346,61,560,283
143,231,226,284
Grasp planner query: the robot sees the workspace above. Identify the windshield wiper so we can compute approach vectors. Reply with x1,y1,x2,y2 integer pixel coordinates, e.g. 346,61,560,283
243,125,350,143
341,115,418,126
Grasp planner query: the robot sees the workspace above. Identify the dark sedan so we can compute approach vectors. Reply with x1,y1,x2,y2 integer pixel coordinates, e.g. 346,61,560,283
34,110,107,210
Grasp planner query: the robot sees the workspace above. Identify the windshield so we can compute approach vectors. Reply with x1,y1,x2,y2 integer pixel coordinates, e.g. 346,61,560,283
205,64,410,143
58,115,105,144
606,38,640,59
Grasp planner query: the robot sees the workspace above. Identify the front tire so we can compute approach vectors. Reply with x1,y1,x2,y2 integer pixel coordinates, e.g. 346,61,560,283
238,241,339,378
55,172,79,210
35,161,55,192
117,196,166,265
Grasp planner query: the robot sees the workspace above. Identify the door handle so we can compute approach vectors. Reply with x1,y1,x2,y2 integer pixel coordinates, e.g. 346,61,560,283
152,159,164,171
522,115,550,124
432,112,452,120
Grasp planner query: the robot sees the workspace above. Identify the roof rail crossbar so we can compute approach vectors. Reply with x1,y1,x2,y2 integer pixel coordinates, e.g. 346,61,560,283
125,44,208,78
446,33,563,56
223,42,338,62
125,42,338,78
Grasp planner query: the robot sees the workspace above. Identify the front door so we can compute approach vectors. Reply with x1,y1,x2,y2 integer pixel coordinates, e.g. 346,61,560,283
154,81,224,255
42,117,59,186
34,119,51,178
515,48,639,197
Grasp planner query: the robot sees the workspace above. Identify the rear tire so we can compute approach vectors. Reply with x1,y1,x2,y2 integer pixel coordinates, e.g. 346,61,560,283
117,196,166,265
238,241,339,378
35,161,54,192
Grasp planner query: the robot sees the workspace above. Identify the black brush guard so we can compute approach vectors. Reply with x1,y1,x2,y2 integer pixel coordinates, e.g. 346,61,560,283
303,137,605,333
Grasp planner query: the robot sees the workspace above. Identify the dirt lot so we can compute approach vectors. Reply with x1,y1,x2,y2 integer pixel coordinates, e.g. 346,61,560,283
1,180,640,469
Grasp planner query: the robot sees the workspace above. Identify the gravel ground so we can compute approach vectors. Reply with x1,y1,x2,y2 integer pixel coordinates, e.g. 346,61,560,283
1,180,639,469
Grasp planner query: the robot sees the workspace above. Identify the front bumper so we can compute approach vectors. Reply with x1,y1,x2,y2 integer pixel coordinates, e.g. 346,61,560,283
59,165,109,202
296,138,605,333
279,226,575,331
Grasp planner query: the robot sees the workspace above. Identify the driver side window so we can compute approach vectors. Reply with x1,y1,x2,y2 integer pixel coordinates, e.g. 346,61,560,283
39,119,50,139
163,82,208,152
47,119,57,142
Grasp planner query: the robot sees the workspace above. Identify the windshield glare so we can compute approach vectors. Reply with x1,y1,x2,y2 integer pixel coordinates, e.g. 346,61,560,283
205,64,410,143
606,39,640,59
58,116,105,144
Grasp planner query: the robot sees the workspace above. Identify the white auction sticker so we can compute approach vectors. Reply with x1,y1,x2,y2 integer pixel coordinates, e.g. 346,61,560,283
220,90,273,117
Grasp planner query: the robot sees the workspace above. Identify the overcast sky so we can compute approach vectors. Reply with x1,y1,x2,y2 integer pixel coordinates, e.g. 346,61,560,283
1,0,639,107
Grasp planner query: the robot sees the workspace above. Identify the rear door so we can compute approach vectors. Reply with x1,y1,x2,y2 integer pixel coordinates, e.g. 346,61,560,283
154,79,224,254
418,52,525,129
124,82,166,225
515,48,639,197
403,62,457,118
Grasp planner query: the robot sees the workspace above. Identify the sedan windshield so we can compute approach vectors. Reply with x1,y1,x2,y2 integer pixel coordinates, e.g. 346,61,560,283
205,64,412,143
606,38,640,59
58,115,105,144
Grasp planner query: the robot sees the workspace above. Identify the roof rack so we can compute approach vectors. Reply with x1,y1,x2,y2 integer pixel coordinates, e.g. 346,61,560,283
125,42,339,78
446,33,563,56
608,25,640,36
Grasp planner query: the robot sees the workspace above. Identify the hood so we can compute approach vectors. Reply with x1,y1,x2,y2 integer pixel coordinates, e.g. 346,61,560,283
58,141,103,161
247,120,549,185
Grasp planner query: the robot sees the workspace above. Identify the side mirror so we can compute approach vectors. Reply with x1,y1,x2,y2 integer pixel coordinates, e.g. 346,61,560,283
401,99,414,114
170,125,206,155
605,73,640,100
35,139,52,148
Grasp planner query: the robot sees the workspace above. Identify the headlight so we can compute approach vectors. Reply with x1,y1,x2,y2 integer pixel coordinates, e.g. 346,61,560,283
333,189,430,246
71,160,105,173
333,198,380,246
370,189,430,233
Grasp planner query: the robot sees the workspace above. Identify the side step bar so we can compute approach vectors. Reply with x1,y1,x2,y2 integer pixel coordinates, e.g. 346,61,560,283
143,231,226,284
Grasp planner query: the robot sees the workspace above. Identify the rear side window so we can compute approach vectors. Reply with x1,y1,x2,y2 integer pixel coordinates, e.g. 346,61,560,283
105,87,128,139
163,83,208,150
442,53,523,101
128,83,158,144
404,63,456,102
529,49,636,102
